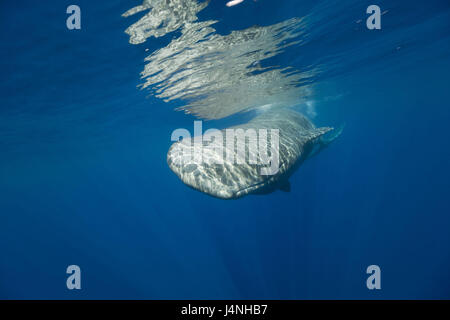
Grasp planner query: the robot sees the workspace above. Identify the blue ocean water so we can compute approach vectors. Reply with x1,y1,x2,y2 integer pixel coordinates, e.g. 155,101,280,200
0,0,449,299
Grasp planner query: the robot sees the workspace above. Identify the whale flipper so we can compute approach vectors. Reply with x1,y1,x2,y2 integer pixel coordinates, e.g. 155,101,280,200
279,181,291,192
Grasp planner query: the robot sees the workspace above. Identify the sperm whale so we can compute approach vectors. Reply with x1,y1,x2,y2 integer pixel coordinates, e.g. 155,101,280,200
167,109,341,199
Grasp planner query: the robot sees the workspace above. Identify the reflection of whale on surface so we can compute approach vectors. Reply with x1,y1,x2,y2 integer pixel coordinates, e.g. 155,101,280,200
123,1,343,199
167,109,342,199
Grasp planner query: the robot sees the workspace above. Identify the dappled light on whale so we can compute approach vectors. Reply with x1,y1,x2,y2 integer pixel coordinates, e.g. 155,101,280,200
123,0,338,199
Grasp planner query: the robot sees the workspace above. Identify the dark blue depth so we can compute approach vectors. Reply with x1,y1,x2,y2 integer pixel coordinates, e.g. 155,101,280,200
0,0,449,299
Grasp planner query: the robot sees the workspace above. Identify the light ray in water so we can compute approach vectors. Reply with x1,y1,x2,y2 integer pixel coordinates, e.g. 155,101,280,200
124,0,317,120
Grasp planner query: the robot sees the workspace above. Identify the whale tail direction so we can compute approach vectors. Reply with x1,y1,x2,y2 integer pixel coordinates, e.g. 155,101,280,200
321,123,344,148
308,123,344,159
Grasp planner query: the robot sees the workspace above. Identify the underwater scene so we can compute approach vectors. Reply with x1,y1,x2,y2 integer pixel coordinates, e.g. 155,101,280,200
1,0,450,299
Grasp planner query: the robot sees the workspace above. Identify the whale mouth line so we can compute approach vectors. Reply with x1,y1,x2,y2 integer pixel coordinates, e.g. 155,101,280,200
234,180,271,198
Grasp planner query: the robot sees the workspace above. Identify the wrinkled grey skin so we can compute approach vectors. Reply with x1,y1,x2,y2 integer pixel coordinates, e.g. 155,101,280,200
167,109,340,199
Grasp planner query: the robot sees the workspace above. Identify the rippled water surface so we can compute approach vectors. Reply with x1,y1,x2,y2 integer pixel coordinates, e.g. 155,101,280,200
1,0,450,299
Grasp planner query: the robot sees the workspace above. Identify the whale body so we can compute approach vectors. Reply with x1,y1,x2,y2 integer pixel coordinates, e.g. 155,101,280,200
167,109,340,199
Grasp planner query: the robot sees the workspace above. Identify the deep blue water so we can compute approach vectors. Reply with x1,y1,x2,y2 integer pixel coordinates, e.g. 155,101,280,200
1,0,450,299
